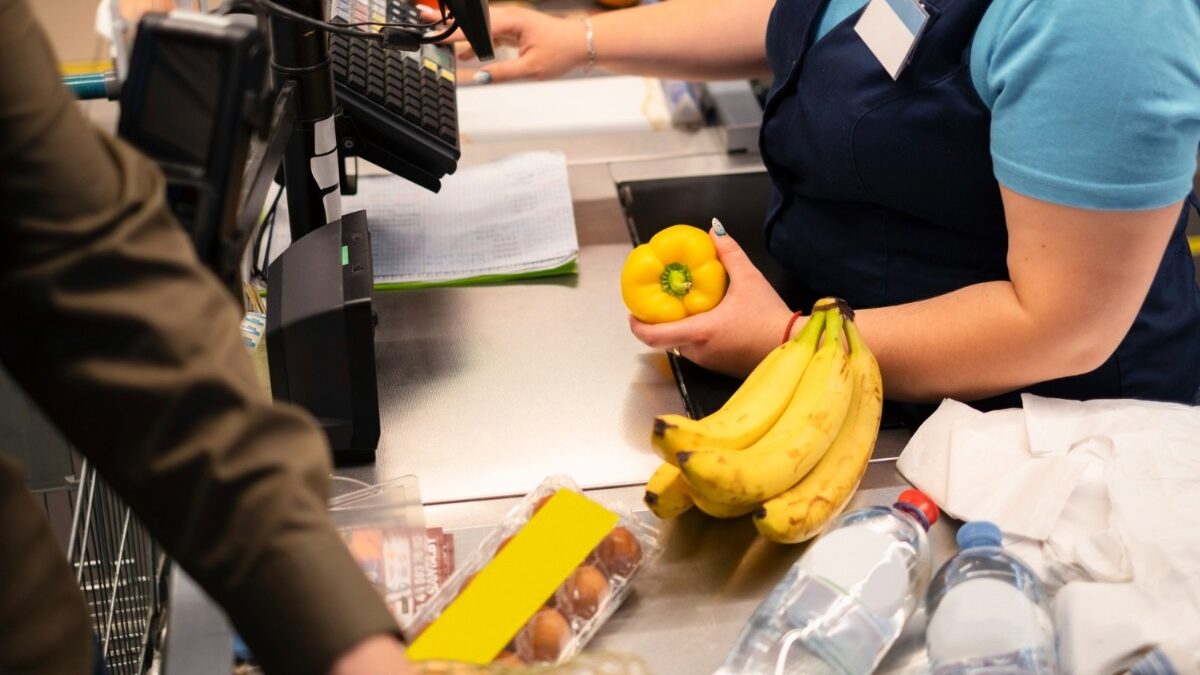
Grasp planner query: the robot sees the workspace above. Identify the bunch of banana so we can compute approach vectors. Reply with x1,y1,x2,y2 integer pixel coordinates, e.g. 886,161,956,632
641,299,883,544
650,310,826,465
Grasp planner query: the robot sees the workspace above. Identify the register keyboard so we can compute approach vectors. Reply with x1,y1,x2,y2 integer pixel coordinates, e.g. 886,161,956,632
329,0,460,191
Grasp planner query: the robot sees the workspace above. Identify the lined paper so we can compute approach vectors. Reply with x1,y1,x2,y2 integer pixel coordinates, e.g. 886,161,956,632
273,151,579,288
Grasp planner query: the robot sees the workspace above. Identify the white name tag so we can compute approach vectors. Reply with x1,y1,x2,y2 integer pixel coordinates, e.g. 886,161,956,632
854,0,930,80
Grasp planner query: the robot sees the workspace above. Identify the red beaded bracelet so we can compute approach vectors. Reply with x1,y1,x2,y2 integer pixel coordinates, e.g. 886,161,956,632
782,310,805,344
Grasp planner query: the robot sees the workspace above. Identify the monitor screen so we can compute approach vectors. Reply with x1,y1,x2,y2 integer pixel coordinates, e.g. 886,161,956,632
133,37,226,169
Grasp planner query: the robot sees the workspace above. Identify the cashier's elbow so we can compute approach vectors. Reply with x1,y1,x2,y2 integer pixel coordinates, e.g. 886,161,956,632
1044,319,1126,380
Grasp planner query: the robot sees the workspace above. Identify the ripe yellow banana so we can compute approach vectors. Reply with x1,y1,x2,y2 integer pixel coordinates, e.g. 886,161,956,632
692,489,758,518
643,463,694,519
753,317,883,543
678,307,852,507
650,310,827,466
643,462,752,519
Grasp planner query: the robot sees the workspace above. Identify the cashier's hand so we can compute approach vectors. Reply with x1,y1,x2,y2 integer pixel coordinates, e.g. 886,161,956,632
421,6,587,83
329,635,418,675
629,228,793,378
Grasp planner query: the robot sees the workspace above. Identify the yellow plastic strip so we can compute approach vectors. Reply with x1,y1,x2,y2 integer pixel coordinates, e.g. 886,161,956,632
407,490,618,664
1189,235,1199,257
60,61,110,76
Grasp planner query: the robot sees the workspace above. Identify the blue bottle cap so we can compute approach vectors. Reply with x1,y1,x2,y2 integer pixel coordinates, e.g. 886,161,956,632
957,521,1002,550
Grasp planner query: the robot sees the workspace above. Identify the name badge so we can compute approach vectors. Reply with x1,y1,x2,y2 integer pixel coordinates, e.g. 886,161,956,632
854,0,930,80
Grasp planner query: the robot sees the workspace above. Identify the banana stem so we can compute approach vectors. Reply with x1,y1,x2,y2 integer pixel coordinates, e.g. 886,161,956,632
845,317,865,355
793,306,826,342
825,305,845,348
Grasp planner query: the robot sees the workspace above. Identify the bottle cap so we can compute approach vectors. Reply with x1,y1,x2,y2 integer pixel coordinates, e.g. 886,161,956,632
895,488,938,530
956,521,1003,550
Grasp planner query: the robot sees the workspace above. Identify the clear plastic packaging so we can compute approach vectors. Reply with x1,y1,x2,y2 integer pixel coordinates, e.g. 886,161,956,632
405,476,662,667
329,475,433,630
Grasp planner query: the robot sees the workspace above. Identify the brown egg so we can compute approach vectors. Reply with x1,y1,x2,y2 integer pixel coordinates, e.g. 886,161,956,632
557,564,609,621
515,608,572,664
596,526,642,578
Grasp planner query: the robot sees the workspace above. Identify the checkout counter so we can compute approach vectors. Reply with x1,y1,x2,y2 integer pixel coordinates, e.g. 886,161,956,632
163,107,958,673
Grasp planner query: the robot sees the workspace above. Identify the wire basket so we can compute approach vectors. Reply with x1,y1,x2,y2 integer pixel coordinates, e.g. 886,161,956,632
67,460,167,675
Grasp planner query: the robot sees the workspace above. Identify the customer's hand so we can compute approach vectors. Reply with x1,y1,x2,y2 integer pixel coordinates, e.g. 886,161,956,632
329,635,418,675
629,227,793,378
424,6,588,83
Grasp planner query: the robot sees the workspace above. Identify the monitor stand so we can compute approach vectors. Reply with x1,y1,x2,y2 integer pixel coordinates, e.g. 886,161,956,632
266,210,380,464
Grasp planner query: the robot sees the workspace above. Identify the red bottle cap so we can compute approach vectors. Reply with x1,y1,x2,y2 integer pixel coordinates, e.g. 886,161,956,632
896,488,939,529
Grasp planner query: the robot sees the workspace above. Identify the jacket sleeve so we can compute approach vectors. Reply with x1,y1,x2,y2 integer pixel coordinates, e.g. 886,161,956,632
0,2,400,673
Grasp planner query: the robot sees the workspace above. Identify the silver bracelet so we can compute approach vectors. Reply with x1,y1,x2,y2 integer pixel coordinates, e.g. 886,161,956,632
582,17,596,73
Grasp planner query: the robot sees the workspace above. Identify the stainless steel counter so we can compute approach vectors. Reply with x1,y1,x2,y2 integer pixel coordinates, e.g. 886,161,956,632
337,130,771,505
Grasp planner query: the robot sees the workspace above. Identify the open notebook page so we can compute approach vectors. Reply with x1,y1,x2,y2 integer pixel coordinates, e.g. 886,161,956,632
272,151,579,288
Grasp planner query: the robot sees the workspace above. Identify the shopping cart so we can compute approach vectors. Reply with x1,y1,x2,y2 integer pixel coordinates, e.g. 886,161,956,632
67,459,167,675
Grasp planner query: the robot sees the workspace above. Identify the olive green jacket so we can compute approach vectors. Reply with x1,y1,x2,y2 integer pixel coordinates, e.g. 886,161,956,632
0,1,398,672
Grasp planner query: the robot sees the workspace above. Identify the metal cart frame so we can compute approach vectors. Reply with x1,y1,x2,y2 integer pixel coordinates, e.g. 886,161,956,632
67,460,167,675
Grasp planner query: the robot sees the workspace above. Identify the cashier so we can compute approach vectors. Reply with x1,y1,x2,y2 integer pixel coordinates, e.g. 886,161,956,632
0,1,413,673
459,0,1200,409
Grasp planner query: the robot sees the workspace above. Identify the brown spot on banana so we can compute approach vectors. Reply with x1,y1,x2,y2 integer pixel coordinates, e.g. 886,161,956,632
652,418,675,438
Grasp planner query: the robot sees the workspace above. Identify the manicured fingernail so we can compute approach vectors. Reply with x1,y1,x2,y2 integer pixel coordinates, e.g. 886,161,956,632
712,218,726,236
473,71,492,84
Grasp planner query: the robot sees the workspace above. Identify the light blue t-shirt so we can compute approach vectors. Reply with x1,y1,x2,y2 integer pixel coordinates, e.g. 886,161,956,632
814,0,1200,211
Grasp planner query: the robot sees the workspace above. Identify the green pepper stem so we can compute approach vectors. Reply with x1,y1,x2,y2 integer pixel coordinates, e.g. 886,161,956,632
660,263,693,298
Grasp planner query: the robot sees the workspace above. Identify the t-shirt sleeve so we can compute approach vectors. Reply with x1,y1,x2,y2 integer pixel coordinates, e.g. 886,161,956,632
971,0,1200,210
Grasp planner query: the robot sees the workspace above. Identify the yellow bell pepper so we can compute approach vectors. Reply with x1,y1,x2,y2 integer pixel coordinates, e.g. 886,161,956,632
620,224,728,324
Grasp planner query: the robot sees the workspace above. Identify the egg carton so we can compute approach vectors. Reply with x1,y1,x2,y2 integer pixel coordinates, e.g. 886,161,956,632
405,475,663,667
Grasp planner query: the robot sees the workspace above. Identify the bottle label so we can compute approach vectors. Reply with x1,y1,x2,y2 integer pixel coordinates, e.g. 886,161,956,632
927,578,1053,664
800,526,910,618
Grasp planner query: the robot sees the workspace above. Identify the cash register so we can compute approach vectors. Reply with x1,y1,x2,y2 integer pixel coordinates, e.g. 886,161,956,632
117,0,494,464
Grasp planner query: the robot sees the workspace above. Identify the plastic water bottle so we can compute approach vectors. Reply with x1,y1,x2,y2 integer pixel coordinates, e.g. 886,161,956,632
925,521,1059,674
718,489,939,675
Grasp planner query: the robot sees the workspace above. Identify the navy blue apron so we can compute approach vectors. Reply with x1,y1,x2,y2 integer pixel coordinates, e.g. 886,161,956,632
760,0,1200,412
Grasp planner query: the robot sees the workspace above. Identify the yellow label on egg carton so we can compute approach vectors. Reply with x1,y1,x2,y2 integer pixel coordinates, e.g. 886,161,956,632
407,490,618,664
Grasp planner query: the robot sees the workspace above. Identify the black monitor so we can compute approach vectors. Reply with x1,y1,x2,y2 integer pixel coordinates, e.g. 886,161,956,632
117,12,270,295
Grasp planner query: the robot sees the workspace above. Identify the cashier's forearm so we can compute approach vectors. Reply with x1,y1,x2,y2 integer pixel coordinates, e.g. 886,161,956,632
853,284,1082,402
591,0,775,80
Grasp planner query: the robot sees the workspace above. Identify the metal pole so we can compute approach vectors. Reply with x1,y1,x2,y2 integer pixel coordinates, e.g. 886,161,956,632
268,0,342,241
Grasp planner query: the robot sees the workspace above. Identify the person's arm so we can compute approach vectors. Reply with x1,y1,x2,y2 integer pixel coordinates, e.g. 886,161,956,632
853,188,1181,401
438,0,776,83
630,188,1181,401
0,1,408,673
